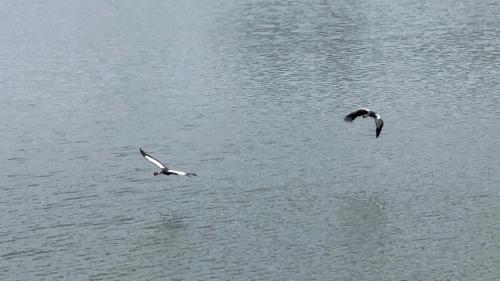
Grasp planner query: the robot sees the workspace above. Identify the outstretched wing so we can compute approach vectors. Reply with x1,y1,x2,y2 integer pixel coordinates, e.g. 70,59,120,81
139,148,167,169
375,118,384,138
168,169,197,177
344,108,370,122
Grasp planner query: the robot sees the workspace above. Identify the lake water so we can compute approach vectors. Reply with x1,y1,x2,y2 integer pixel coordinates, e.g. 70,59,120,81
2,0,500,280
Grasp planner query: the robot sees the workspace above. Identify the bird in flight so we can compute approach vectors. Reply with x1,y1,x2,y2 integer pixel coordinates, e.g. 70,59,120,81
344,108,384,138
139,148,197,177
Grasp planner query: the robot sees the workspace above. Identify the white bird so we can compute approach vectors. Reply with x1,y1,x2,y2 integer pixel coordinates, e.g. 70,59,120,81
139,148,197,177
344,108,384,138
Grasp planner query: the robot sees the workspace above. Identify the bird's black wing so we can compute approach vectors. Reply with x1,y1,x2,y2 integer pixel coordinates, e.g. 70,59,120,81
375,118,384,138
367,111,379,118
139,148,167,169
344,108,370,122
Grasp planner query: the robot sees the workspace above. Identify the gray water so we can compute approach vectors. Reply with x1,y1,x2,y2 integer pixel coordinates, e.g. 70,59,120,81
2,0,500,280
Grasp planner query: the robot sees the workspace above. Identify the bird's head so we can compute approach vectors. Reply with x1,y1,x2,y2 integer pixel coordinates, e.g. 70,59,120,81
153,171,159,176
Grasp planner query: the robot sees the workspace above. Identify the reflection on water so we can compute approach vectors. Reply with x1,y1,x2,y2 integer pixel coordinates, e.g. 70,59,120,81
337,192,386,244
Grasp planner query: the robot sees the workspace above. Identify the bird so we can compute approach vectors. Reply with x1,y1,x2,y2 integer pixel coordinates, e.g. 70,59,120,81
344,108,384,138
139,148,197,177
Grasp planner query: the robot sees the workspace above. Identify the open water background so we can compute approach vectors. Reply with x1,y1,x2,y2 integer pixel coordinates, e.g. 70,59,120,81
1,0,500,280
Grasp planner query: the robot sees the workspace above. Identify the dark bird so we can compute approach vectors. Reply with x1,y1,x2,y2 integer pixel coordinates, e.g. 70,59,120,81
139,148,197,177
344,108,384,138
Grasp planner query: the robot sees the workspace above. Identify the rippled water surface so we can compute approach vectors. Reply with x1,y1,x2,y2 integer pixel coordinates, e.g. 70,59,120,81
2,0,500,280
